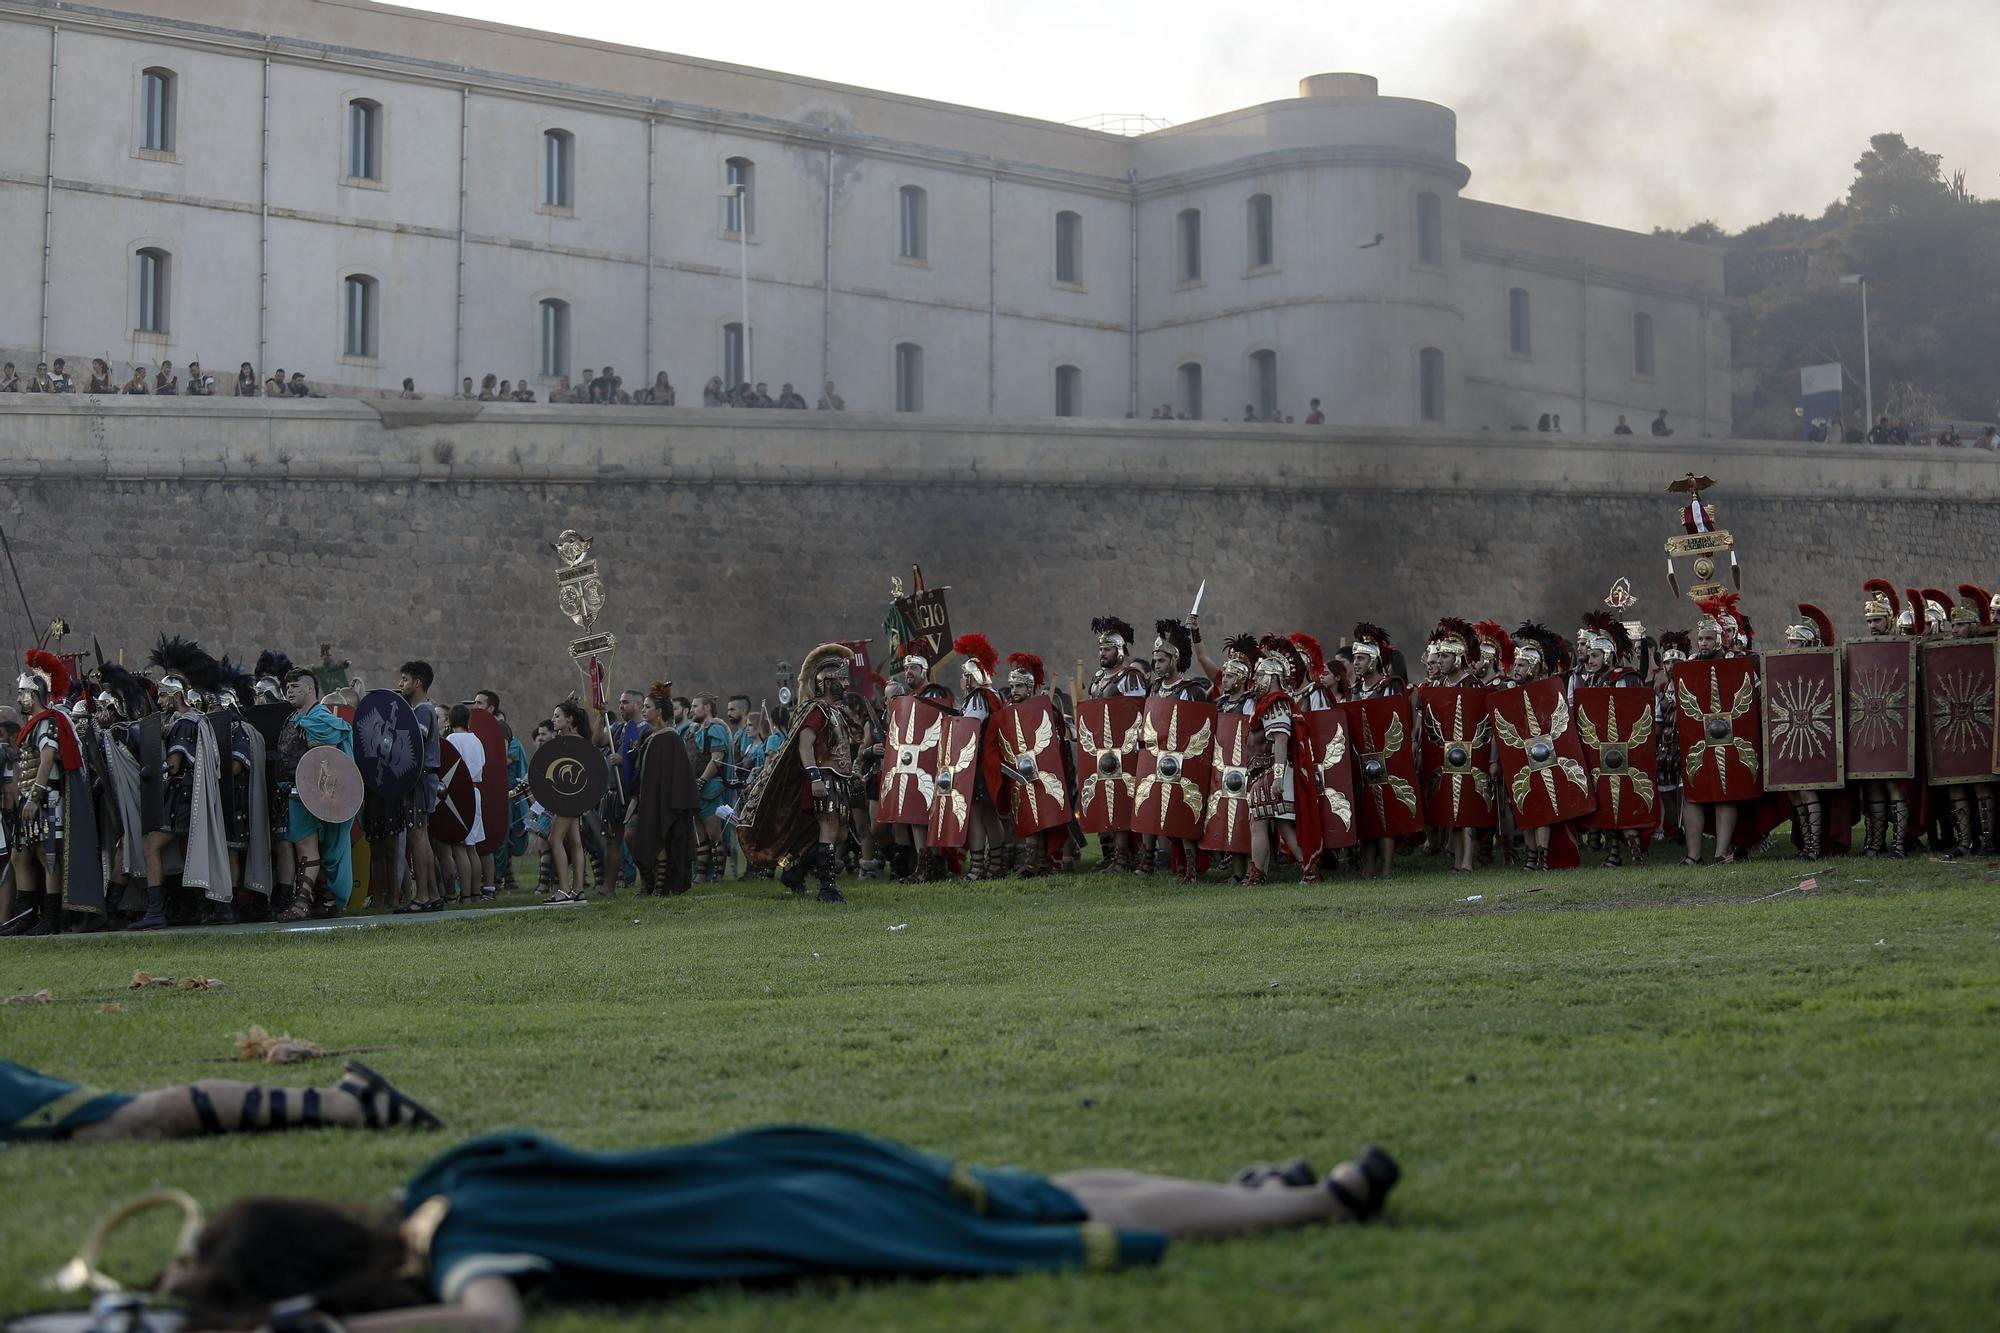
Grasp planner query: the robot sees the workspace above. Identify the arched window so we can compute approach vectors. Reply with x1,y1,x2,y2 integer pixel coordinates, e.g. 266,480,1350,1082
1055,211,1083,285
1419,347,1445,422
1178,362,1203,421
134,247,170,333
1416,192,1442,266
1054,364,1081,418
347,99,382,180
898,185,927,261
1508,287,1532,356
724,157,755,235
342,275,378,358
1177,208,1202,282
542,130,574,209
1247,193,1274,269
894,342,923,413
1251,349,1278,422
140,68,175,153
1634,312,1655,376
538,298,571,378
723,321,749,390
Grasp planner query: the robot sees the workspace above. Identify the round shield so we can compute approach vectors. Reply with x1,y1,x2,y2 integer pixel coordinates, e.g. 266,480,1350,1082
296,745,364,824
429,750,477,844
352,689,423,799
528,734,608,818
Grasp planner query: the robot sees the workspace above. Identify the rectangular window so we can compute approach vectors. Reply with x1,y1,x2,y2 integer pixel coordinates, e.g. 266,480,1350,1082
542,131,573,208
135,250,167,333
1634,312,1655,376
1508,287,1532,356
538,300,570,378
343,277,374,357
1055,365,1080,418
1055,211,1082,285
1417,192,1443,266
723,322,748,389
141,71,173,152
1419,347,1445,422
1178,209,1202,283
898,186,926,260
347,101,379,180
1247,194,1274,269
725,158,754,235
1178,363,1202,421
895,343,923,413
1252,349,1278,422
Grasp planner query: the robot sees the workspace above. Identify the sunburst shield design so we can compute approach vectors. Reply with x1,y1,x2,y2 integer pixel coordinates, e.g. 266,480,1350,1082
1919,638,1998,785
998,695,1070,837
1489,676,1598,829
926,715,984,849
1759,647,1845,791
1075,698,1143,834
1841,638,1917,780
879,696,945,827
1131,698,1215,841
1199,711,1253,855
1342,696,1424,839
1416,686,1497,829
1304,707,1359,851
1573,686,1661,827
1672,658,1764,803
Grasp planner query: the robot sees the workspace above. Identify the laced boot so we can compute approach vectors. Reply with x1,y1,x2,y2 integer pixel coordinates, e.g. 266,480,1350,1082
1951,803,1976,858
1980,794,1999,854
1132,842,1155,875
1092,833,1117,872
1861,801,1885,857
1887,802,1909,859
1243,863,1267,886
1625,830,1646,867
23,892,61,937
1801,802,1823,861
1601,838,1623,869
814,843,847,903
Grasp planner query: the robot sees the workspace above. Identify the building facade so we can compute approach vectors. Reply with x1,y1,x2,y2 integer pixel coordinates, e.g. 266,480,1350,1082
0,0,1730,433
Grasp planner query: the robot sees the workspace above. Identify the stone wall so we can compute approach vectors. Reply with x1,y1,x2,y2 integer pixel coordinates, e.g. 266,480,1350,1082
0,397,1994,712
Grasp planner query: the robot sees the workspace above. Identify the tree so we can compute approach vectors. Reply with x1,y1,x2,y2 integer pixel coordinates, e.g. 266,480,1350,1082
1848,133,1950,219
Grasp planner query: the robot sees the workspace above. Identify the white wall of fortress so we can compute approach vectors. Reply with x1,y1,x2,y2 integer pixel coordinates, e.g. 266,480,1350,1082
0,0,1729,433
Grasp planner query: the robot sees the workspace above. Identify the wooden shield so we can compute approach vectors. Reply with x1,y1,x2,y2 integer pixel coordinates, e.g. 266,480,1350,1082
880,696,943,827
352,689,423,799
1131,698,1216,840
1573,687,1662,828
467,709,509,854
997,695,1068,838
1921,638,1997,785
1759,648,1845,791
1200,711,1253,855
1842,638,1917,780
296,745,363,824
1416,686,1497,830
1303,707,1358,851
429,747,476,844
1075,698,1143,834
1344,696,1424,839
1489,678,1597,829
927,715,984,849
1672,659,1764,804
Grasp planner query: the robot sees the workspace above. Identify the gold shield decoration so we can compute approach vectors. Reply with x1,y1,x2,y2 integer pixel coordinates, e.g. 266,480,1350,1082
1488,677,1596,829
880,696,943,827
927,716,983,849
1573,686,1659,828
1417,687,1495,828
1200,711,1252,855
1344,697,1422,839
999,696,1068,837
1672,658,1763,802
1076,698,1143,834
1131,699,1215,840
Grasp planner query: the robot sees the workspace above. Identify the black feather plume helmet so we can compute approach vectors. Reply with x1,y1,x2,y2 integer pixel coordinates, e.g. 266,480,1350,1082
149,634,222,696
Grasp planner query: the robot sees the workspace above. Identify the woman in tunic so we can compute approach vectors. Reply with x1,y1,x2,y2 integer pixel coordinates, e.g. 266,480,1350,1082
152,1128,1399,1330
624,683,697,895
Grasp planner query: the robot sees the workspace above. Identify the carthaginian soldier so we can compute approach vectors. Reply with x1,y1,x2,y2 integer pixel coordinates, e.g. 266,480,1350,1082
746,644,858,903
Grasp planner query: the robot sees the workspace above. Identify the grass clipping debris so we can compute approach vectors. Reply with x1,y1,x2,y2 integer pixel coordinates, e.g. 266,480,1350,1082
234,1024,327,1064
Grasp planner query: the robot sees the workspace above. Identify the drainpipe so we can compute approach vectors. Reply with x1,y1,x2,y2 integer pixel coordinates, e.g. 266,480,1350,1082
987,173,997,415
1127,170,1139,418
38,25,58,361
1577,262,1589,433
257,53,269,377
643,113,655,380
1697,293,1710,437
453,86,468,390
821,145,832,400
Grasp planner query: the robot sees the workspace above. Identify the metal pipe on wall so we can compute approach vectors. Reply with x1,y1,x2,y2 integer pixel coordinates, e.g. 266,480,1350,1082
453,86,468,391
257,53,269,377
1577,262,1589,433
987,173,997,416
1127,171,1139,418
821,146,832,401
643,113,654,381
38,25,58,362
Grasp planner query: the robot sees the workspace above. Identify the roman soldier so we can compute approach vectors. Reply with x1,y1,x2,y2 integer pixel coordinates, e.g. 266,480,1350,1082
1348,623,1402,878
1680,596,1746,865
1952,584,1995,854
90,662,152,925
1575,610,1648,868
743,643,858,903
1,650,101,936
889,641,955,883
952,633,1009,881
1507,623,1569,871
1086,615,1147,872
1245,636,1318,885
1654,630,1690,844
1861,580,1897,639
1777,604,1840,861
1005,650,1071,879
1290,633,1340,711
1417,617,1484,872
1472,622,1514,688
1150,619,1209,702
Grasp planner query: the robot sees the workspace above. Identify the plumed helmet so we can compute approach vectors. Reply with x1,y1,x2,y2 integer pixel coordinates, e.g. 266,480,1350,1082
1658,629,1693,662
1579,610,1632,660
1152,619,1194,673
1427,617,1477,662
1785,603,1834,647
19,648,68,700
1862,578,1898,620
797,642,853,698
1006,651,1045,691
1473,620,1515,672
1351,622,1392,667
149,634,221,699
1223,632,1260,664
954,633,998,688
1289,632,1327,682
1254,634,1298,690
1956,584,1992,627
1511,622,1568,674
1091,616,1136,652
1921,588,1952,630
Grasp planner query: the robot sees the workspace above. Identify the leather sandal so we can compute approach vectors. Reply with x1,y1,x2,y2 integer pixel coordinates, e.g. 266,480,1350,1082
337,1059,444,1130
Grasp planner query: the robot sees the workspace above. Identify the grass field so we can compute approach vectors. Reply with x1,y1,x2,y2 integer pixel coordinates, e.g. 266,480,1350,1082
3,852,1997,1331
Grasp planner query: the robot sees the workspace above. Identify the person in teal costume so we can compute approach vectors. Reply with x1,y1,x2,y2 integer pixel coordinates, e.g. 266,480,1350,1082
280,669,357,911
160,1126,1399,1329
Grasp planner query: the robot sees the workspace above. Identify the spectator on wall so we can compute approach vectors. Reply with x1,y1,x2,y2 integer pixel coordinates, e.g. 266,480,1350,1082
154,359,180,396
49,358,74,391
1536,413,1552,431
1241,405,1258,422
399,377,421,400
122,365,150,394
478,373,499,402
87,358,115,394
776,382,807,408
703,376,725,407
266,368,288,396
1613,414,1634,435
27,362,54,392
819,380,845,411
185,361,213,395
0,362,18,393
236,362,261,396
1305,398,1325,425
512,378,536,403
287,372,317,398
1652,409,1674,437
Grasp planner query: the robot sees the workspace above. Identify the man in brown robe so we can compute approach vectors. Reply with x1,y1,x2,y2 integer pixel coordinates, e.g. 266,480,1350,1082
625,683,698,895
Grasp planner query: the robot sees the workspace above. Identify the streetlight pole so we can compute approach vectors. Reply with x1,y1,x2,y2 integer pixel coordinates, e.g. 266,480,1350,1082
723,184,751,389
1840,273,1871,431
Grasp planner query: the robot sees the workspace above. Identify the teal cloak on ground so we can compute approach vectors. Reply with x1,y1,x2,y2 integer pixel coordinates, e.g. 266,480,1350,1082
402,1127,1168,1300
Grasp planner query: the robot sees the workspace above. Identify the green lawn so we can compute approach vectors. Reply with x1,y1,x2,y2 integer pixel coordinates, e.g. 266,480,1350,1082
3,853,1997,1331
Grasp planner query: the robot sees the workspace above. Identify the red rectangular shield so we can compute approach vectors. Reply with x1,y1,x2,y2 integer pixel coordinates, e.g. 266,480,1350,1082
1343,696,1424,840
1199,711,1253,855
1131,697,1216,841
1489,677,1598,829
1843,638,1917,780
1672,659,1764,803
1303,707,1359,851
1416,686,1497,829
1573,687,1661,829
997,695,1069,837
927,715,984,848
1921,638,1998,785
1759,647,1845,791
880,696,945,826
1075,698,1142,834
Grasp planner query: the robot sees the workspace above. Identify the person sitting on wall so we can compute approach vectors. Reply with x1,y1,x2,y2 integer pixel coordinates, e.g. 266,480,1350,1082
27,362,54,392
236,362,261,396
266,368,289,396
512,377,535,403
1613,414,1634,434
645,372,677,406
0,362,18,393
702,376,725,406
1652,409,1674,437
287,372,318,398
50,358,74,391
185,360,213,396
122,365,151,395
86,359,115,394
154,359,180,396
591,367,622,404
1305,398,1325,425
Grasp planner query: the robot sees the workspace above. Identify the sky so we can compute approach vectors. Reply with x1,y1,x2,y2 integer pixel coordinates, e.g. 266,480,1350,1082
417,0,1999,236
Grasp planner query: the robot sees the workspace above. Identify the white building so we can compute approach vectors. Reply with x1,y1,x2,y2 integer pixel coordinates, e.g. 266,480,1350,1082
0,0,1729,432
